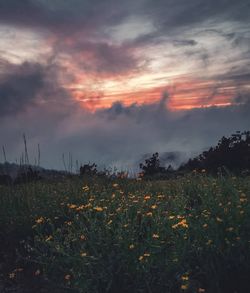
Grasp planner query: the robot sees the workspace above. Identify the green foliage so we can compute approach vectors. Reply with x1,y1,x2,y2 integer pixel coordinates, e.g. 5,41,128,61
0,175,249,293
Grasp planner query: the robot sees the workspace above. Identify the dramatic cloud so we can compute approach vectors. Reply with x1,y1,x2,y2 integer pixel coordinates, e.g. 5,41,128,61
0,0,139,34
0,0,250,169
0,62,45,115
0,59,74,116
1,91,249,170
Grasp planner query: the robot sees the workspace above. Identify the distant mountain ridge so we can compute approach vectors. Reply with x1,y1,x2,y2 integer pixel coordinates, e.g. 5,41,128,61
0,162,67,180
0,151,190,178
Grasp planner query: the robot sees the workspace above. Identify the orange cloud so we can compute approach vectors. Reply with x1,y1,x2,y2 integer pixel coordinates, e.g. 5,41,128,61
69,76,237,111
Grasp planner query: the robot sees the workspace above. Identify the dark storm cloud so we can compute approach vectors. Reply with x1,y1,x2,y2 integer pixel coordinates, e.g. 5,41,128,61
219,72,250,83
1,0,249,78
82,43,139,75
0,0,137,34
0,0,250,169
0,62,45,115
1,0,249,31
0,0,144,76
145,0,250,31
56,40,141,76
195,29,236,41
131,1,250,60
0,59,74,116
173,39,197,47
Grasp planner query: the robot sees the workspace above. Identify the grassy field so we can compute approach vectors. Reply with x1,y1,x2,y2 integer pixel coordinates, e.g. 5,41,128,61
0,173,249,293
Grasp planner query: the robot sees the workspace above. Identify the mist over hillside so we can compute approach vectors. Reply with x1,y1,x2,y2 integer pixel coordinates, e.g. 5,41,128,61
136,151,190,170
1,98,249,170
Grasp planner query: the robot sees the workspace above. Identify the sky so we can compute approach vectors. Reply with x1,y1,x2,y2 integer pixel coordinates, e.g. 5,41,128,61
0,0,250,170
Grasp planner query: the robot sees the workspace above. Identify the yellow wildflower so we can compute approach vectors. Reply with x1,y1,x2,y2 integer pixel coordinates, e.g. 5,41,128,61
68,204,77,209
240,198,247,203
35,217,44,224
82,185,89,191
181,284,188,290
206,239,213,245
172,219,188,229
181,274,189,281
45,235,53,242
76,205,85,211
94,206,103,212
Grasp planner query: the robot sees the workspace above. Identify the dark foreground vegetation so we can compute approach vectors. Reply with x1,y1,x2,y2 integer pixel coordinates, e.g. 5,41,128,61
0,131,249,292
0,174,249,293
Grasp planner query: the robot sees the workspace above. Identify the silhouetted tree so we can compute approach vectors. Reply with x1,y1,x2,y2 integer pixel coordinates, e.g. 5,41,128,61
80,163,97,176
180,131,250,174
140,153,167,177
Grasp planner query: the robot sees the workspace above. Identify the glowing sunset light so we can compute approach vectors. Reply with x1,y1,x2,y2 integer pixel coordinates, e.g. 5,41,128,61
66,70,240,111
1,6,250,292
0,0,249,168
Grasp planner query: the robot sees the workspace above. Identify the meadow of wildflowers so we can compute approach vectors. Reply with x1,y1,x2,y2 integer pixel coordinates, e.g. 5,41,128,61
0,173,249,292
